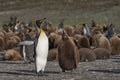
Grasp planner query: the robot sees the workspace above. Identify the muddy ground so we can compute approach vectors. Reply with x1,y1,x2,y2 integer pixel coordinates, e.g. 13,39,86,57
0,55,120,80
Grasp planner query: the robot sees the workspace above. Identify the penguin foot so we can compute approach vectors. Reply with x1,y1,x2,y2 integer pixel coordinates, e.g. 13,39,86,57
37,71,48,76
23,60,31,64
71,69,74,74
37,70,44,77
62,69,65,72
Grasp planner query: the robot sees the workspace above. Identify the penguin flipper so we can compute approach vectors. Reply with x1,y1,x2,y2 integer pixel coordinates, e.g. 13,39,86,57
33,38,38,59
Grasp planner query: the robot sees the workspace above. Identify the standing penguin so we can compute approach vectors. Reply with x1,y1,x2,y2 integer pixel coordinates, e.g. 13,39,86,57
34,18,49,76
58,30,79,72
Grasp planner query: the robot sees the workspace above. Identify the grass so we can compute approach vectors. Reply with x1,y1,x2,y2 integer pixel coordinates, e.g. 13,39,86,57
0,0,120,31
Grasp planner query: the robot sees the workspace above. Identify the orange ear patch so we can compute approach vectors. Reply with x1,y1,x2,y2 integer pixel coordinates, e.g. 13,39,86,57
27,29,30,32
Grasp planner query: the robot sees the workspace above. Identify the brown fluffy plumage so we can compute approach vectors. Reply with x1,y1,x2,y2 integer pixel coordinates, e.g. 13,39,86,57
93,48,111,59
79,48,96,62
73,34,90,49
93,32,111,53
48,32,62,49
110,35,120,55
58,31,79,72
64,26,75,36
4,49,23,61
47,48,58,61
0,36,5,51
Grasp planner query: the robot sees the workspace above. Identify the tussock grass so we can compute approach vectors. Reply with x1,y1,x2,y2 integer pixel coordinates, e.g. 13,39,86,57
0,0,120,31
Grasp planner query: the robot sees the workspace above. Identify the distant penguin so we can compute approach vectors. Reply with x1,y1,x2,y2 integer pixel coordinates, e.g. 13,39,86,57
58,30,79,72
18,41,34,62
34,27,49,76
18,28,34,63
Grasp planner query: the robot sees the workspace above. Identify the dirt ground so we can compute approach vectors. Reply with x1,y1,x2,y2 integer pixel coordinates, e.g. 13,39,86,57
0,55,120,80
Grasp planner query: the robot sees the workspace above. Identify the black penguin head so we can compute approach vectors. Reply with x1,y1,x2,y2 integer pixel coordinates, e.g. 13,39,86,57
82,23,87,27
35,18,47,28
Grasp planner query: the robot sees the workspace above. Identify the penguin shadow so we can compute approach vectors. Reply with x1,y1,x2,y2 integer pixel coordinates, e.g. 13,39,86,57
89,69,120,74
17,70,60,74
45,71,60,74
110,55,120,59
46,70,79,75
16,69,35,73
16,70,61,76
0,70,79,77
0,70,36,76
16,69,79,75
0,61,22,64
60,71,79,75
111,55,120,63
113,60,120,63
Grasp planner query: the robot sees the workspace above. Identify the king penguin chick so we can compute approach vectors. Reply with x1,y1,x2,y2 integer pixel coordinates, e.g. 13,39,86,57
58,30,79,72
35,28,49,76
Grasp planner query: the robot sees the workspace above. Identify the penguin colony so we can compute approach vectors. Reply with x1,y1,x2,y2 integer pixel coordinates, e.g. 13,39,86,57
1,18,120,77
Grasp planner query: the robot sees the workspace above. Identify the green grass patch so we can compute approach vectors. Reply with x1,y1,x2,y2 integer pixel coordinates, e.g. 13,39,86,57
0,0,120,32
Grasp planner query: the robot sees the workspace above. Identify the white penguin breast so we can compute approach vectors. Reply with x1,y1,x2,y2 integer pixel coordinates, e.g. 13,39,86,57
35,34,49,72
36,35,49,58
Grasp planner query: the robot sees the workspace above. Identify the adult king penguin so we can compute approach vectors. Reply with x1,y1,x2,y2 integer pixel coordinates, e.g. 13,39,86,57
34,18,49,76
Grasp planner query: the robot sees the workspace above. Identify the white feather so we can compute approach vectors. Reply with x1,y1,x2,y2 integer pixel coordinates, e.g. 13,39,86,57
36,33,49,73
19,41,34,46
23,45,26,61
